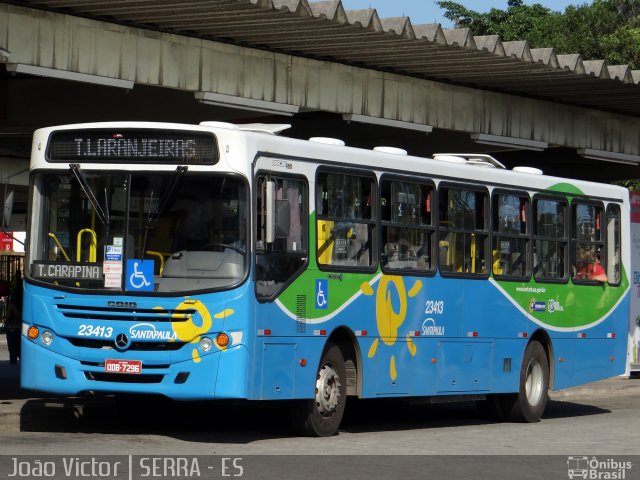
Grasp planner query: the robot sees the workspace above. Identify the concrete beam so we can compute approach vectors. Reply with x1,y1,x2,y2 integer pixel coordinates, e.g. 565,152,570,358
2,3,640,157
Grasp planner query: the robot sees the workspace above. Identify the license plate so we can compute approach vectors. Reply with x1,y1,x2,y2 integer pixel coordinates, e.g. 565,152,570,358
104,359,142,374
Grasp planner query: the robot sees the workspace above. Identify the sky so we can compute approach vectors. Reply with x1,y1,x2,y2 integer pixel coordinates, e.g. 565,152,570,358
340,1,584,28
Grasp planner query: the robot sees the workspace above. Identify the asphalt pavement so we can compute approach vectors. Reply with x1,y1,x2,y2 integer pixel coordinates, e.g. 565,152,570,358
0,336,638,431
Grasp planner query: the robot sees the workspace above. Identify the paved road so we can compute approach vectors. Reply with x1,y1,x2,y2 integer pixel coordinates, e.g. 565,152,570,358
0,339,638,479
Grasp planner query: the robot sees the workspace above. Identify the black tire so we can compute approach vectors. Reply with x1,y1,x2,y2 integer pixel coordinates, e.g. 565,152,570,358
501,341,549,423
290,343,347,437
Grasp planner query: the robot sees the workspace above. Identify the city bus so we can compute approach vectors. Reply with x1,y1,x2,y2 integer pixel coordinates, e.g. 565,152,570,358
19,121,630,436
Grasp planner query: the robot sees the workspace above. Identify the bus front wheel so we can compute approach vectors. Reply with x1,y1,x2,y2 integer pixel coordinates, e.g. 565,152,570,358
501,340,549,423
291,342,346,437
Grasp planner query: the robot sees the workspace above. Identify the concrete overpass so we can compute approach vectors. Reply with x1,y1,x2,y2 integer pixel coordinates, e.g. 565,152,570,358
1,0,640,218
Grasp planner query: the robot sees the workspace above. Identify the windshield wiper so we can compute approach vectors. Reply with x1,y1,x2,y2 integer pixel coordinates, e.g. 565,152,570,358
140,166,187,258
70,164,108,225
158,166,188,217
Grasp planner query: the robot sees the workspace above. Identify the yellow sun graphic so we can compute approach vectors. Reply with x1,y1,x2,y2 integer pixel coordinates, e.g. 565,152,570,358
361,275,422,380
166,300,234,363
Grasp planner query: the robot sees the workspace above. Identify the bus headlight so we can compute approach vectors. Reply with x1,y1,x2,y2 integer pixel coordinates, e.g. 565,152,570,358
41,330,54,346
199,337,213,352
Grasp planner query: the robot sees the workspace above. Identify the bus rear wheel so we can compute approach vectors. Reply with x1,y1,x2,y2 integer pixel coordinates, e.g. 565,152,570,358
291,342,346,437
501,340,549,423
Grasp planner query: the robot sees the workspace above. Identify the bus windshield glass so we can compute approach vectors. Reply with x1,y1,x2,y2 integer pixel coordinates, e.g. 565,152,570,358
28,170,248,293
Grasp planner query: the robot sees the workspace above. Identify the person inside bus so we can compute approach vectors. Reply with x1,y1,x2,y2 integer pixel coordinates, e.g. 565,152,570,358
4,271,23,364
591,258,608,282
573,247,607,282
586,252,608,282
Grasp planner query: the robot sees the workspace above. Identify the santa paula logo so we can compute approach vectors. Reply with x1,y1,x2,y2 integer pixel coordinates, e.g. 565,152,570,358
421,318,445,336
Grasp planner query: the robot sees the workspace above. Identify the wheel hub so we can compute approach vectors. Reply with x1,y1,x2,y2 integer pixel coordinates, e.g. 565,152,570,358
525,358,543,406
315,363,341,416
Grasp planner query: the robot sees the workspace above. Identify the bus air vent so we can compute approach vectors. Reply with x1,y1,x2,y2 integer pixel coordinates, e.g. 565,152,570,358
308,137,345,146
373,146,407,155
56,304,196,323
512,166,543,175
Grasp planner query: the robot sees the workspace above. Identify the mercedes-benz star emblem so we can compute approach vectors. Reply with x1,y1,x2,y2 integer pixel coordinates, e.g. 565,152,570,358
115,333,129,350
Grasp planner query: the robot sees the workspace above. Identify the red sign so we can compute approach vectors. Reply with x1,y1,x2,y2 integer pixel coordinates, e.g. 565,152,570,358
632,192,640,224
0,232,13,252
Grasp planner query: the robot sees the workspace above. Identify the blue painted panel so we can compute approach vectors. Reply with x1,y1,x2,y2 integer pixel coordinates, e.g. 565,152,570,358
436,341,493,392
260,343,296,399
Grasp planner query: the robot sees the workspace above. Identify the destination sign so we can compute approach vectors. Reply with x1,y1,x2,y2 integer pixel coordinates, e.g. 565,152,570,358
31,262,104,281
47,129,218,165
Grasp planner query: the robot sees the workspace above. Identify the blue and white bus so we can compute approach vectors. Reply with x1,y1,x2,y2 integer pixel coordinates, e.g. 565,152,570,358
20,121,630,436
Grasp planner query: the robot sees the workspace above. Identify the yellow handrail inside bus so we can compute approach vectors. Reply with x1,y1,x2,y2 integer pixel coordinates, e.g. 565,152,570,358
317,220,334,265
493,249,503,275
470,233,476,273
77,228,97,262
48,232,71,262
145,251,171,276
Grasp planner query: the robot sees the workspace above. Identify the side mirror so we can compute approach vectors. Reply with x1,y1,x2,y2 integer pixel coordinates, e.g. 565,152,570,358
275,199,290,238
2,190,14,231
265,180,276,243
265,180,291,243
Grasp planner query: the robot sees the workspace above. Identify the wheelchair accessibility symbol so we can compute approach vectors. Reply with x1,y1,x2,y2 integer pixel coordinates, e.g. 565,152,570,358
316,279,328,310
126,259,154,291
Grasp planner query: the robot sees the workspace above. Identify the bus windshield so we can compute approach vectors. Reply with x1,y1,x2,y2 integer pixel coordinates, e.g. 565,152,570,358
28,169,248,293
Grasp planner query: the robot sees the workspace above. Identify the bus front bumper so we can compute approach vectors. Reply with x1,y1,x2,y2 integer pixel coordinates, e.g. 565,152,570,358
20,336,249,400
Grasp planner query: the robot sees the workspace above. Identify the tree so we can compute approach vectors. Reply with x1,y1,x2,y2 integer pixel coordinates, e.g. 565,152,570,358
437,1,640,187
437,0,640,69
614,179,640,191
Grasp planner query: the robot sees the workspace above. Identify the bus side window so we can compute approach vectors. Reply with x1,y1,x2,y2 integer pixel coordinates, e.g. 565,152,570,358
438,185,488,277
606,204,621,286
533,197,567,282
380,178,435,274
492,192,530,280
571,202,605,284
316,170,376,270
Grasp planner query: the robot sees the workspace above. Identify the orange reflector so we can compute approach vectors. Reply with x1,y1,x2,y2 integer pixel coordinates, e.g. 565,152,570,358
216,332,229,348
27,326,39,340
559,357,564,363
299,358,307,367
431,358,437,364
610,356,614,362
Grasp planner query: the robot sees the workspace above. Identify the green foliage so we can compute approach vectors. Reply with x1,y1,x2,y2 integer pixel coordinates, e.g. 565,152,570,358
436,0,640,68
613,179,640,191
